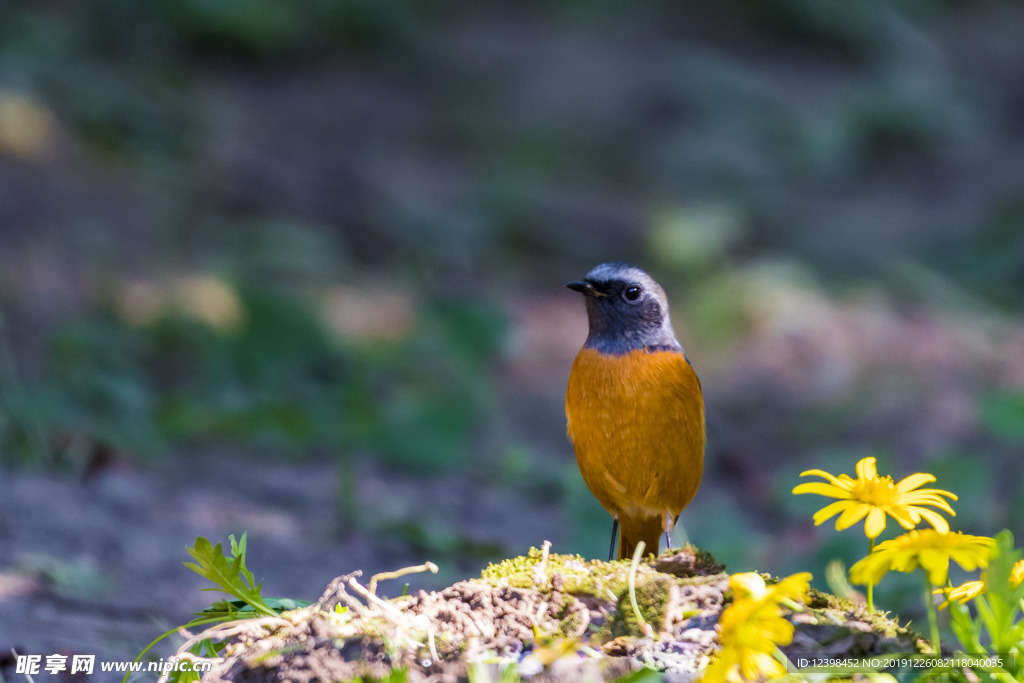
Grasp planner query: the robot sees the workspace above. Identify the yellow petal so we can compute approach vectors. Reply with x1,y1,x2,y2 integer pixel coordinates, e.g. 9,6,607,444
951,546,990,572
850,553,889,586
811,500,854,526
918,487,958,501
797,469,853,488
701,656,730,683
946,580,984,605
889,547,921,574
912,507,951,534
864,507,888,539
793,482,854,498
742,650,786,680
855,457,879,481
904,490,958,511
894,472,936,492
918,548,949,585
771,573,812,602
754,617,795,645
873,535,902,552
729,572,767,599
1011,560,1024,586
887,506,918,529
835,503,870,531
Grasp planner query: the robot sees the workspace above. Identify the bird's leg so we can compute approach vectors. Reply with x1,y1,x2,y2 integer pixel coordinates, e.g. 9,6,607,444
608,519,619,562
663,513,675,554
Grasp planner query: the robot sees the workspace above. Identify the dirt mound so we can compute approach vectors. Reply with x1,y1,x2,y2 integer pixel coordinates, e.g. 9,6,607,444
182,546,920,682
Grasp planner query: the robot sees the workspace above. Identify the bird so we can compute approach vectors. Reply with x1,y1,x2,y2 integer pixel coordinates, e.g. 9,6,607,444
565,262,705,561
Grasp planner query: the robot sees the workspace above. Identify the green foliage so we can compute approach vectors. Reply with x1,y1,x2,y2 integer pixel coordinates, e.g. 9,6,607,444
183,534,277,618
612,669,664,683
339,668,410,683
17,0,423,63
0,309,169,462
792,453,1024,681
944,531,1024,682
154,0,424,57
467,661,521,683
129,534,308,683
157,0,307,56
0,282,504,476
13,554,107,598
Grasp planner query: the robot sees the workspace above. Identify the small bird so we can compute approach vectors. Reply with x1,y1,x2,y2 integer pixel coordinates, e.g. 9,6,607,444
565,262,705,561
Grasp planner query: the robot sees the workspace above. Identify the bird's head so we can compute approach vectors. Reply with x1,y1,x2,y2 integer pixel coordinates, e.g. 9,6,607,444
566,262,681,354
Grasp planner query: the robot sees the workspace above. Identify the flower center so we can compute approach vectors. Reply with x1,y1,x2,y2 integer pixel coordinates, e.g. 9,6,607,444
851,475,898,506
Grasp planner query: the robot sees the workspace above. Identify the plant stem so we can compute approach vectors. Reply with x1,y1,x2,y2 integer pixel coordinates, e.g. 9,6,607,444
628,541,653,638
923,573,941,654
773,646,796,674
867,536,876,613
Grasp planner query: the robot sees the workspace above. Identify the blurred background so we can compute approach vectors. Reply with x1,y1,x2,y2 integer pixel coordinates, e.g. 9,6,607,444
1,0,1024,667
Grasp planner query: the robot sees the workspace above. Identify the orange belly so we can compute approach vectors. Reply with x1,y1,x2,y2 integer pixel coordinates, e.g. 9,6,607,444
566,347,705,555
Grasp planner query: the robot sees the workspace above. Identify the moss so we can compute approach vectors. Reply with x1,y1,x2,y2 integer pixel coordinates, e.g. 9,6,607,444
797,587,925,654
806,587,854,611
479,547,657,598
597,575,678,641
558,610,588,638
678,573,730,588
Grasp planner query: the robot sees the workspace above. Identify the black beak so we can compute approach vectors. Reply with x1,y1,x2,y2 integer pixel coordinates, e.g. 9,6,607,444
566,280,602,297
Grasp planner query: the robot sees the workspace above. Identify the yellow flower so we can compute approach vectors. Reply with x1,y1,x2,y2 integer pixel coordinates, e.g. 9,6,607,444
850,530,993,587
1013,558,1024,586
938,579,984,607
705,640,786,683
703,572,811,683
938,559,1024,608
793,456,957,539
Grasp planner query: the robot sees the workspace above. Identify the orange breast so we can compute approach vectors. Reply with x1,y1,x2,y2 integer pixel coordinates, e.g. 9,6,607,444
565,347,705,521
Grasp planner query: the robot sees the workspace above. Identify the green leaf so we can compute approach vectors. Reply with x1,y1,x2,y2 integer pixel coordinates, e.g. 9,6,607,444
167,666,202,683
948,599,984,655
197,596,310,619
985,531,1024,600
263,596,310,611
183,534,276,617
499,662,521,683
983,530,1024,656
612,668,664,682
128,534,306,683
121,616,226,683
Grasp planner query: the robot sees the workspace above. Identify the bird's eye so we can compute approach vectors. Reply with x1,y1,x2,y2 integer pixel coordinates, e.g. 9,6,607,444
623,286,642,302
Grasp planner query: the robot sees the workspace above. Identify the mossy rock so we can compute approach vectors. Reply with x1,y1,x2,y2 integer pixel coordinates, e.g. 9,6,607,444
598,575,679,641
174,546,924,682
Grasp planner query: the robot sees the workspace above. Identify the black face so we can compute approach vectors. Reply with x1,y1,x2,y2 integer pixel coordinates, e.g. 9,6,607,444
585,277,664,333
567,263,681,355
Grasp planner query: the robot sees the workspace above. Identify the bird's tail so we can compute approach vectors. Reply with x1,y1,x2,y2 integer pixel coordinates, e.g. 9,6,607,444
617,514,665,560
